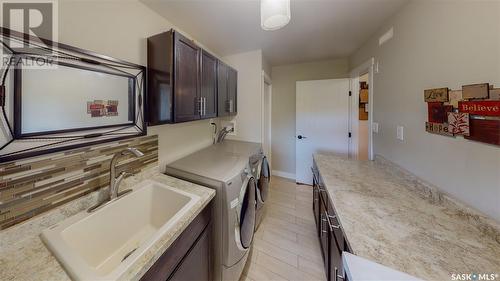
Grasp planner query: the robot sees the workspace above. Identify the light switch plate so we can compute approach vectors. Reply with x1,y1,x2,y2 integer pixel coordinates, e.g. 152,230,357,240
372,122,379,133
397,126,404,141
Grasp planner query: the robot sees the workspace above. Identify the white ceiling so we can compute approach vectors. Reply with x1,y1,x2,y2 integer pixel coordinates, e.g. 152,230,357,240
141,0,408,66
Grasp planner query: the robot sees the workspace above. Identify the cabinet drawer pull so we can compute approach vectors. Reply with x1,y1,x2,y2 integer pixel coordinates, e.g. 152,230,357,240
325,211,341,230
335,267,345,281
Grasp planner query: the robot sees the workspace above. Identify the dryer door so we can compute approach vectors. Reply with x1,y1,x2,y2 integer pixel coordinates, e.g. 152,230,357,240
238,175,256,249
258,156,270,203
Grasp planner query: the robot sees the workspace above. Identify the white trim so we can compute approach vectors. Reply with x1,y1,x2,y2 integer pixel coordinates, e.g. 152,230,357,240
349,58,375,161
261,71,272,167
272,170,295,180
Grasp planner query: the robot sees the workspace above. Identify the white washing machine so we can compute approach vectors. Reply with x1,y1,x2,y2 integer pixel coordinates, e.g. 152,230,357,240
212,140,269,230
165,147,256,281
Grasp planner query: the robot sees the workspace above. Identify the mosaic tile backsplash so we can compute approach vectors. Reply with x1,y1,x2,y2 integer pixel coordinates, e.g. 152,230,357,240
0,135,158,229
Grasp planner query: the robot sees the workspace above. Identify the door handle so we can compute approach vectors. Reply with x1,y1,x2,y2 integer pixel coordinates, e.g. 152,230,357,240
297,135,307,140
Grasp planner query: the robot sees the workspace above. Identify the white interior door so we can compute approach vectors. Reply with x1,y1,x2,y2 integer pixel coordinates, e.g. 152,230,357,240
296,79,350,184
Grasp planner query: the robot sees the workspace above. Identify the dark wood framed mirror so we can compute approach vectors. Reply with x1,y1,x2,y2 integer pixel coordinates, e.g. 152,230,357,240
0,27,147,162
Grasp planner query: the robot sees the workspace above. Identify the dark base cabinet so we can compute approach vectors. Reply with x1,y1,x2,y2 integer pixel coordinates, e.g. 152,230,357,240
312,163,351,281
141,202,213,281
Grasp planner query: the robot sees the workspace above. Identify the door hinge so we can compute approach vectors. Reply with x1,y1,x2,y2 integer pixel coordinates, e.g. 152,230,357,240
349,91,352,97
348,132,352,138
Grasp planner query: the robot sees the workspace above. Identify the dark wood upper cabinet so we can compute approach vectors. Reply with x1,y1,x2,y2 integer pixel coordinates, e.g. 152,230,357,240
217,61,238,117
173,32,201,123
200,50,218,119
147,29,236,125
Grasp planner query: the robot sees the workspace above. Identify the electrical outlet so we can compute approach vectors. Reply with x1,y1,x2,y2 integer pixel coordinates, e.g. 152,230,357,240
222,121,236,136
397,126,404,141
372,122,379,133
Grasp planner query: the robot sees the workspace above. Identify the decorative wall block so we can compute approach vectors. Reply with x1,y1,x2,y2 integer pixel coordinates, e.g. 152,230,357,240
458,101,500,117
462,83,489,99
428,102,453,123
465,119,500,146
425,122,454,136
490,89,500,100
424,88,449,102
448,112,470,136
447,90,463,108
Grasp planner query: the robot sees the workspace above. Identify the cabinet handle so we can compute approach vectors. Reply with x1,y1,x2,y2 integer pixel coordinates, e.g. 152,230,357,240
320,213,328,233
325,212,341,230
203,97,206,116
335,267,345,281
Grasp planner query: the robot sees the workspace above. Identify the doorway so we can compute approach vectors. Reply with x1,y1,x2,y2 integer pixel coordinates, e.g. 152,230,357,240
295,79,350,184
262,71,272,167
349,58,375,161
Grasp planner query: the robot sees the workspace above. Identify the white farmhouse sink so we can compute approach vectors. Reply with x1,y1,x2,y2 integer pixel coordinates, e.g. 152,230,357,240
41,180,200,281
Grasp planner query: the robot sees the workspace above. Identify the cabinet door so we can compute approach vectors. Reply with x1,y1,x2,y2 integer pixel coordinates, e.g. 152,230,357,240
169,224,212,281
329,229,342,281
200,51,217,119
174,32,201,123
319,197,329,273
312,170,321,236
217,61,228,117
227,66,237,115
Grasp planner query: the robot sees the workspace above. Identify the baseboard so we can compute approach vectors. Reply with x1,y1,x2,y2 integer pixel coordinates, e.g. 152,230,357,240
271,170,296,180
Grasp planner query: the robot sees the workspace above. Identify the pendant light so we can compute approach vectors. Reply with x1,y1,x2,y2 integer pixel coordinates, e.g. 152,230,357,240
261,0,291,31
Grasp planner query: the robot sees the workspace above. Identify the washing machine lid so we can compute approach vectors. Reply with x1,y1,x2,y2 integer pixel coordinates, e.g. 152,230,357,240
237,175,256,249
213,140,262,158
166,147,247,182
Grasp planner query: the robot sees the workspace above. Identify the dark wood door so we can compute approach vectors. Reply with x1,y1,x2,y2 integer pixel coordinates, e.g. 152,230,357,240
200,51,217,119
217,61,228,117
227,66,237,115
174,32,200,123
169,224,212,281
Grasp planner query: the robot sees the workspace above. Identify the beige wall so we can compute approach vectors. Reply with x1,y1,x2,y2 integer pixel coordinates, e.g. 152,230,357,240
271,59,349,176
58,0,219,170
350,0,500,221
222,50,264,143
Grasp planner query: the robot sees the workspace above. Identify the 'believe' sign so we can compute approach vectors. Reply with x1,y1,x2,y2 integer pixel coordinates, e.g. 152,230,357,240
458,101,500,116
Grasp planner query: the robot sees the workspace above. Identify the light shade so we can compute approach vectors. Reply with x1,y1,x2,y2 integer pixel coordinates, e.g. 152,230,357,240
261,0,291,31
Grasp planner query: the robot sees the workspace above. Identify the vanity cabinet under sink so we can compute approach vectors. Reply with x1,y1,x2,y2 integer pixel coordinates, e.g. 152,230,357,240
147,29,237,125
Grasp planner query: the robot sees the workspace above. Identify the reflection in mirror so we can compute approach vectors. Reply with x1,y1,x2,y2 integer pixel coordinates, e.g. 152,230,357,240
18,62,135,136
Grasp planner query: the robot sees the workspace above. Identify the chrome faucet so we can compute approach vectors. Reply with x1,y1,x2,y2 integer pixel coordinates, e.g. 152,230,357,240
216,126,234,143
88,147,144,212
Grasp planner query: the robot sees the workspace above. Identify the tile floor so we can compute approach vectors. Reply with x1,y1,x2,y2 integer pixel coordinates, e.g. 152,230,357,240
240,176,326,281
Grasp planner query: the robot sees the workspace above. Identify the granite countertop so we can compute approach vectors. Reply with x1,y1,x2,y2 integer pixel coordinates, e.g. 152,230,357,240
0,166,216,281
314,153,500,281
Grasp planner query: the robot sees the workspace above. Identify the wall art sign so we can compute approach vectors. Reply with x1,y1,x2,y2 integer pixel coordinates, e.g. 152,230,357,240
458,101,500,117
462,83,489,99
424,88,449,102
465,119,500,146
448,112,470,136
87,100,119,117
425,122,454,136
428,102,453,123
